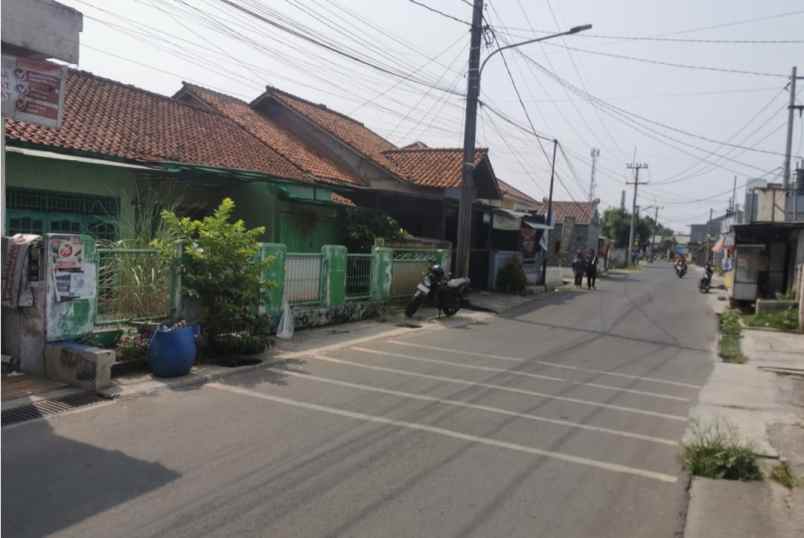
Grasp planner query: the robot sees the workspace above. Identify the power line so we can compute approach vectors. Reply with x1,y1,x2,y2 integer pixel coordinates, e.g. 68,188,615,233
216,0,465,96
407,0,472,26
538,41,789,79
518,54,790,160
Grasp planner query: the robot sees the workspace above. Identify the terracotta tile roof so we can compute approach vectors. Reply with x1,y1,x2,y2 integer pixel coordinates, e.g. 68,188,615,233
532,199,600,225
263,86,403,177
497,179,540,206
330,192,356,206
5,69,304,180
180,83,363,186
381,147,488,189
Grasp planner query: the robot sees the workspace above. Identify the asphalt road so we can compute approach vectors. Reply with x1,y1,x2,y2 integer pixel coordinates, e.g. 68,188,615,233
3,263,716,538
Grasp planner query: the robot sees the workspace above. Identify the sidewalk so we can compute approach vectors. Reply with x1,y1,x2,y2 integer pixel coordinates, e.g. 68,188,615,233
684,310,804,537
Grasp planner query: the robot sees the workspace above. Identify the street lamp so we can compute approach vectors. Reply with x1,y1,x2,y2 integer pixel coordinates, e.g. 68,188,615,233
479,25,593,76
453,8,591,278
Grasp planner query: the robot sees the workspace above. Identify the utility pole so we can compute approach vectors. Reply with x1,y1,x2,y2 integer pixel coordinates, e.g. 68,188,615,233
730,175,737,215
706,207,714,264
626,161,648,266
650,205,661,259
454,0,485,277
541,139,558,286
783,66,803,221
588,148,599,201
620,190,626,211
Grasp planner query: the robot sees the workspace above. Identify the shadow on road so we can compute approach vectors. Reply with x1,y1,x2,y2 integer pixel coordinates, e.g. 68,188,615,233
2,420,180,538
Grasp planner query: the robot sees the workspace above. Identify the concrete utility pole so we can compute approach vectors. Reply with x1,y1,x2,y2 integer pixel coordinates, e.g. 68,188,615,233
454,0,485,278
453,11,591,277
541,139,558,286
706,207,714,263
588,148,599,201
783,66,803,221
650,205,661,258
626,161,648,266
620,190,626,211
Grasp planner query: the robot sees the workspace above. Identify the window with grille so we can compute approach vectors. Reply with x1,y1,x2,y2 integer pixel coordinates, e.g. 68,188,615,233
6,188,120,240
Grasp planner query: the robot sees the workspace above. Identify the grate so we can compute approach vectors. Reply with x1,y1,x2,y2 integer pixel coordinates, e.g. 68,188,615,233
2,392,105,427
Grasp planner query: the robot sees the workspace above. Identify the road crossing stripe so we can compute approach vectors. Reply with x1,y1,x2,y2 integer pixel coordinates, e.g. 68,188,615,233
207,382,678,484
387,340,702,389
352,347,690,402
306,354,688,422
271,368,679,446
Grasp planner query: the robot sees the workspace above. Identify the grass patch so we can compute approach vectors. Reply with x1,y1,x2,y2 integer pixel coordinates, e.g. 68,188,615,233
681,420,762,481
719,334,746,363
718,309,746,363
746,308,800,332
770,462,799,489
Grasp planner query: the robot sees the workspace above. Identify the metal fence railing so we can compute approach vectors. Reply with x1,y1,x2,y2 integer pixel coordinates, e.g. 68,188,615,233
390,249,439,299
346,254,372,299
96,248,171,324
285,253,323,304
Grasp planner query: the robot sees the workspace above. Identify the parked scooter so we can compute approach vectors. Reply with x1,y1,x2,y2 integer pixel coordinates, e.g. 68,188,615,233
699,263,714,293
405,264,470,318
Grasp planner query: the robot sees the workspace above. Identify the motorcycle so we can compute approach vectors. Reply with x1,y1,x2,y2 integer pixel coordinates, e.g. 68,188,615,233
675,263,687,278
699,264,713,293
405,264,470,318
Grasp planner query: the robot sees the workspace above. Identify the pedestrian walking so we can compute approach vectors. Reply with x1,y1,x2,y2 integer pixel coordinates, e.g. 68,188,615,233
586,248,599,290
572,251,585,287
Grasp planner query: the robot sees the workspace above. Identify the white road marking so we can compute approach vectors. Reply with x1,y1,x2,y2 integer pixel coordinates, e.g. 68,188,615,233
352,347,690,402
307,354,688,422
388,340,702,389
207,382,678,484
274,368,678,446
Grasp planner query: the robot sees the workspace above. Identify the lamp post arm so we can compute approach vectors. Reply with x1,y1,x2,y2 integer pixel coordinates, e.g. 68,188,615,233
479,25,592,76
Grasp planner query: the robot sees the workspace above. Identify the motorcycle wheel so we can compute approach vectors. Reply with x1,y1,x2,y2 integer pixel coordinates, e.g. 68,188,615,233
440,292,461,317
405,292,426,318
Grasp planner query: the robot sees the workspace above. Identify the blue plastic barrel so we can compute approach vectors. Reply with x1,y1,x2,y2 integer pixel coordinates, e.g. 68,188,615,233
148,325,197,377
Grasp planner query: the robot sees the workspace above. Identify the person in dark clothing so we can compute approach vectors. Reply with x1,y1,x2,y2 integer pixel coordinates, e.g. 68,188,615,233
586,248,599,290
572,251,585,287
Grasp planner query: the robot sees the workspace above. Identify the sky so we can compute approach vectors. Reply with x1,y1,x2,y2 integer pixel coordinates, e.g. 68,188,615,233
56,0,804,232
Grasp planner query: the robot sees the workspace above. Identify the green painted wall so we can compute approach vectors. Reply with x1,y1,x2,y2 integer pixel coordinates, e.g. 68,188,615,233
6,152,139,238
277,198,342,253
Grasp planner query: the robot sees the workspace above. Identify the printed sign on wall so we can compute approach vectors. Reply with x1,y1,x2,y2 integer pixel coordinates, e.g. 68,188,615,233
2,55,66,128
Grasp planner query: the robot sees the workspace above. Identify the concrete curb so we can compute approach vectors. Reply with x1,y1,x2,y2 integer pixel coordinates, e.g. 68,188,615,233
98,361,267,401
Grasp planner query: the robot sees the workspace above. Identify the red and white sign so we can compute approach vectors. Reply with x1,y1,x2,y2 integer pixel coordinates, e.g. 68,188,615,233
2,54,66,128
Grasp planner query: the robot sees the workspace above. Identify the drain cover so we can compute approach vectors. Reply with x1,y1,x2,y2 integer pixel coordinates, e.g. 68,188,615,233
2,392,105,427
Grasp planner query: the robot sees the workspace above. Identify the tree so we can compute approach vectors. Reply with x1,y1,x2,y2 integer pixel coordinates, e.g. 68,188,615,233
603,207,672,249
157,198,273,346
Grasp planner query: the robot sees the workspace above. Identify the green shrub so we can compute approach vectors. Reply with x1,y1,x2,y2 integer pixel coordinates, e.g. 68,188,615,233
156,198,274,346
719,334,746,363
747,308,800,332
719,309,742,336
496,257,528,294
343,207,409,252
681,420,762,481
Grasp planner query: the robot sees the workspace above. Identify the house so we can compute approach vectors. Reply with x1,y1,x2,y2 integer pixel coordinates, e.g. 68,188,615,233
732,177,804,302
491,179,541,212
174,84,500,249
6,69,502,256
4,69,325,246
532,199,601,265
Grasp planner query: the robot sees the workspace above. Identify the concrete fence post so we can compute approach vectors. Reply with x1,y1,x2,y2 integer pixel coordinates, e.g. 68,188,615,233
798,262,804,332
321,245,347,307
259,243,286,316
371,247,393,302
168,240,183,321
